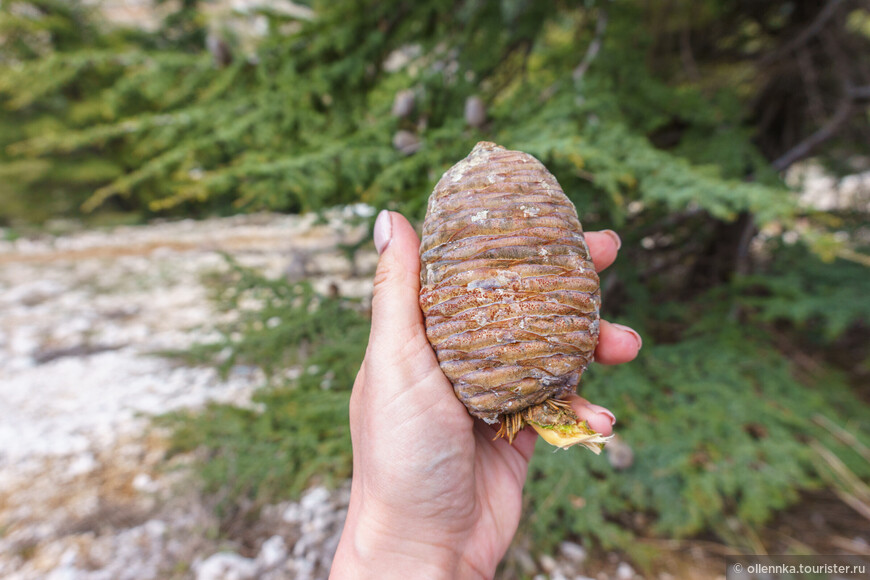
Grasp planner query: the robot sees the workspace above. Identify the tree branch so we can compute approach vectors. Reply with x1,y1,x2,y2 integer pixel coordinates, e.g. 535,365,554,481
573,7,608,82
849,85,870,99
759,0,845,67
771,96,852,172
797,47,827,124
539,7,609,102
734,212,756,277
770,24,863,172
680,24,701,81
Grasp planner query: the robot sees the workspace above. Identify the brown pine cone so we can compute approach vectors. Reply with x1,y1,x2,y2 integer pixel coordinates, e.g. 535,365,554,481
419,142,608,452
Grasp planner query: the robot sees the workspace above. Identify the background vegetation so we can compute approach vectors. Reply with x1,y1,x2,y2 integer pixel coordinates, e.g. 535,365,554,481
2,0,869,567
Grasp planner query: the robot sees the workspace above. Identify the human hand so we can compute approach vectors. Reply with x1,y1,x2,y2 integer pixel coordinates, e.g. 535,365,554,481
330,211,641,579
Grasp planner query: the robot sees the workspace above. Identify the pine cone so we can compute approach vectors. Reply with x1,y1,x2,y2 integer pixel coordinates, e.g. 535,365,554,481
419,142,608,452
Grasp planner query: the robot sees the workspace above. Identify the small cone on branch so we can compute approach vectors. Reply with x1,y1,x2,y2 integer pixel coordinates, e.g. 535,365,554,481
464,95,487,128
419,142,607,452
392,130,421,155
206,31,233,68
391,89,416,118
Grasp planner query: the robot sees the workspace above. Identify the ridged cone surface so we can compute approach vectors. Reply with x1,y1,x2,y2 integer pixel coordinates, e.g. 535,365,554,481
420,142,600,426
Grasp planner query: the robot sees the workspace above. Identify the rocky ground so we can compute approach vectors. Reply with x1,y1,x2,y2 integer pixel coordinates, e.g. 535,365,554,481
0,209,375,580
0,208,720,580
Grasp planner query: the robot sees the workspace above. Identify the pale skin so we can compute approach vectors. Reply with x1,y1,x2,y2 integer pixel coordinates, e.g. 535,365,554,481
330,211,642,580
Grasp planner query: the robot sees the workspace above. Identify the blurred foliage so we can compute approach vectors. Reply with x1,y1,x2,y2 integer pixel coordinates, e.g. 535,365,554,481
158,258,367,516
6,0,866,227
180,256,368,381
736,242,870,341
525,313,870,553
4,0,870,559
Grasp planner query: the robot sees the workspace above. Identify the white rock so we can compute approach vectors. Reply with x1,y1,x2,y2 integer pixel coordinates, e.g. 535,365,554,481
144,519,167,539
560,541,587,564
257,535,287,569
46,567,78,580
133,473,158,493
540,554,558,573
196,552,258,580
67,452,97,476
282,503,301,523
616,561,636,579
59,545,78,567
513,547,537,575
300,486,331,511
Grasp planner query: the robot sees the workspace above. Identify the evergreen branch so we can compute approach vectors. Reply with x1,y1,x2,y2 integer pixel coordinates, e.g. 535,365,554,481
8,95,251,157
814,414,870,464
81,144,191,212
0,50,203,109
81,100,264,211
835,248,870,267
198,59,248,103
810,440,870,521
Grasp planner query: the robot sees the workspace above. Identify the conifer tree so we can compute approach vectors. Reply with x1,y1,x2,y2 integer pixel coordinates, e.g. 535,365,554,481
3,0,869,554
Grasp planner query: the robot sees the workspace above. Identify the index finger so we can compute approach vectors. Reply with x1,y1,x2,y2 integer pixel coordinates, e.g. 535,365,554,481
584,230,621,272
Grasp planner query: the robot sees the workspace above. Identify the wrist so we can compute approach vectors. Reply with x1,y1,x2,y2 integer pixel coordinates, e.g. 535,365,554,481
331,534,461,580
330,505,490,580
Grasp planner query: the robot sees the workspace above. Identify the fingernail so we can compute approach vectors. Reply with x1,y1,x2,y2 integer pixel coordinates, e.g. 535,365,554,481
611,323,642,350
602,229,622,250
373,210,392,255
587,404,616,425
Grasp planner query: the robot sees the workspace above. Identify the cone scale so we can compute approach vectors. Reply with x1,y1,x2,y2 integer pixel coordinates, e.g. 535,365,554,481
419,142,608,452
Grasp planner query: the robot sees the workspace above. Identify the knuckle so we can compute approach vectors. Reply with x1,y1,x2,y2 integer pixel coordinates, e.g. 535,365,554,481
372,265,391,293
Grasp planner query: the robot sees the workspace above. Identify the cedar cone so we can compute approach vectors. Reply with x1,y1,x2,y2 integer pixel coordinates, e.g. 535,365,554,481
419,142,608,452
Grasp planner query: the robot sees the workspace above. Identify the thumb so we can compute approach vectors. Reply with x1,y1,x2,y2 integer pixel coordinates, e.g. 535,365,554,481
369,210,428,357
